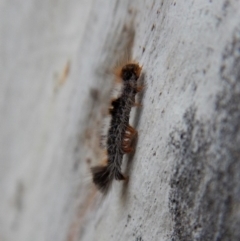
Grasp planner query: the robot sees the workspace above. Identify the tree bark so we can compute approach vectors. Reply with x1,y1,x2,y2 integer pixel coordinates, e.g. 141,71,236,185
1,1,240,241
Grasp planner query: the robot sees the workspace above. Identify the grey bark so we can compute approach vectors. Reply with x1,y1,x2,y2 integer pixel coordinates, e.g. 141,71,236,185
0,0,240,241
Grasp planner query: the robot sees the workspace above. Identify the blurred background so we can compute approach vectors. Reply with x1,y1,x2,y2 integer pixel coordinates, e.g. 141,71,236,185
0,1,99,240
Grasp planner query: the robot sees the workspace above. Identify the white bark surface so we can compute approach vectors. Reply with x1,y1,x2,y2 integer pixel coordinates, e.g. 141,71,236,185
1,1,240,241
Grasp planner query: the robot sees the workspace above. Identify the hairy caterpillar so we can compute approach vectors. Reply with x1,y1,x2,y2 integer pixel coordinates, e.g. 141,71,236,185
91,62,143,193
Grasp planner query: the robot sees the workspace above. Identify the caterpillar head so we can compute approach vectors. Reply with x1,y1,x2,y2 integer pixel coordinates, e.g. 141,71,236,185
121,63,142,81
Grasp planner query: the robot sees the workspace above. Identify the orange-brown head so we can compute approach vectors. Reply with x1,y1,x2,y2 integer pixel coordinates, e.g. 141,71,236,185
120,63,142,81
114,62,142,82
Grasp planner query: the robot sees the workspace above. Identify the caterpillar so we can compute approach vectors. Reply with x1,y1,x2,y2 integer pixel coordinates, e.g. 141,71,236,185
91,62,143,193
